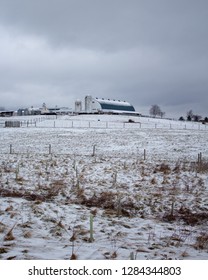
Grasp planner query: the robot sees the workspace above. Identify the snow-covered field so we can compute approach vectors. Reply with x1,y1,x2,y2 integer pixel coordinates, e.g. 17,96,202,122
0,114,208,260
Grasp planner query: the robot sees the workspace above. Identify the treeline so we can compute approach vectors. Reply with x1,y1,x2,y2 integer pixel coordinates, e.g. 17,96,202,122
179,110,208,123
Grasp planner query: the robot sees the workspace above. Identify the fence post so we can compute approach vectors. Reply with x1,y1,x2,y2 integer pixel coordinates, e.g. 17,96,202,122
89,214,94,242
49,144,52,154
10,144,12,154
92,144,96,156
144,149,146,160
198,152,202,164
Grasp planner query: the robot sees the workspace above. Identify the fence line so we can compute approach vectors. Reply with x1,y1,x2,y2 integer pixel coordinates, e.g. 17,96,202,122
22,120,208,131
1,143,207,164
1,115,207,130
0,115,57,128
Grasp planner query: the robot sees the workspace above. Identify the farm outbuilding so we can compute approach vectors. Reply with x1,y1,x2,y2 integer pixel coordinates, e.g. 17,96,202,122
0,110,14,117
84,95,136,114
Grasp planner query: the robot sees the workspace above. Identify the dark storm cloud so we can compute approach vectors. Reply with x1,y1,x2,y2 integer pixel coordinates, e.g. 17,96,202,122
1,0,208,51
0,0,208,117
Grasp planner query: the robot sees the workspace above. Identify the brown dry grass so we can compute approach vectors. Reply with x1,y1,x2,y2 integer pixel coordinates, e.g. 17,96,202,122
194,233,208,250
163,206,208,225
4,225,15,241
0,179,66,202
74,191,137,217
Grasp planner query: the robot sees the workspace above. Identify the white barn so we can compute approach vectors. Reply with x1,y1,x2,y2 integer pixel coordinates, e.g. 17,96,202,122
84,96,136,114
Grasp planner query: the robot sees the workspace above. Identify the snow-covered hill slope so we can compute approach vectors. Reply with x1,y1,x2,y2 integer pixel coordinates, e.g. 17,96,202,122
0,114,208,259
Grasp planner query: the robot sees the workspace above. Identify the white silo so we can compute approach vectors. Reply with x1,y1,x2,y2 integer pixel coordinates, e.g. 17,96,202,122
85,95,93,113
75,100,82,112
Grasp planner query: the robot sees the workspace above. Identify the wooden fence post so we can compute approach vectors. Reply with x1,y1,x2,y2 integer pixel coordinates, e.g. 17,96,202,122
144,149,146,160
49,144,52,154
198,152,202,164
92,144,96,156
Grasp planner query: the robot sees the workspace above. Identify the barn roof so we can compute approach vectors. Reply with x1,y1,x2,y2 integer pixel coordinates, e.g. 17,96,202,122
95,98,135,112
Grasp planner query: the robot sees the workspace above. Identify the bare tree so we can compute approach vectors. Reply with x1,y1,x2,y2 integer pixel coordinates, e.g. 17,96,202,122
186,110,193,121
160,111,166,118
149,104,165,118
193,114,202,122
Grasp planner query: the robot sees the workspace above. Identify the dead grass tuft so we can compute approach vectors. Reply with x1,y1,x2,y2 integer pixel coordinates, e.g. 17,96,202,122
197,161,208,173
154,163,171,174
0,179,66,202
194,233,208,250
77,191,136,217
0,222,7,233
79,192,115,209
23,231,32,238
4,226,15,241
70,253,77,260
0,247,9,254
150,177,157,185
163,206,208,225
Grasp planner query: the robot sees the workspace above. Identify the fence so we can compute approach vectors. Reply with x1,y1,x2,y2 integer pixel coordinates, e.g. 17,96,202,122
1,115,207,130
1,142,207,165
5,121,21,127
25,119,208,131
0,115,57,128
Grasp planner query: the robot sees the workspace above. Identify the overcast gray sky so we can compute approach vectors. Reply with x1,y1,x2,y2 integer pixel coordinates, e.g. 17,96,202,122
0,0,208,118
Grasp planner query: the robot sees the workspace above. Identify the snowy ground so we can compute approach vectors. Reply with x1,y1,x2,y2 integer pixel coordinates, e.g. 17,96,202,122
0,114,208,260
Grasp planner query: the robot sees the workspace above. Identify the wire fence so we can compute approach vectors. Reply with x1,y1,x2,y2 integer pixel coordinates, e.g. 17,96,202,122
1,114,208,130
1,142,207,166
1,115,57,128
2,119,207,130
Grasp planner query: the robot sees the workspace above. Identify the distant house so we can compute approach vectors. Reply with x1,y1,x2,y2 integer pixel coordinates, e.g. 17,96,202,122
48,107,72,115
0,110,14,117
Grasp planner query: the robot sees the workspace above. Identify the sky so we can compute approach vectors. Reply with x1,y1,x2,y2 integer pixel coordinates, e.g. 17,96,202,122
0,0,208,118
